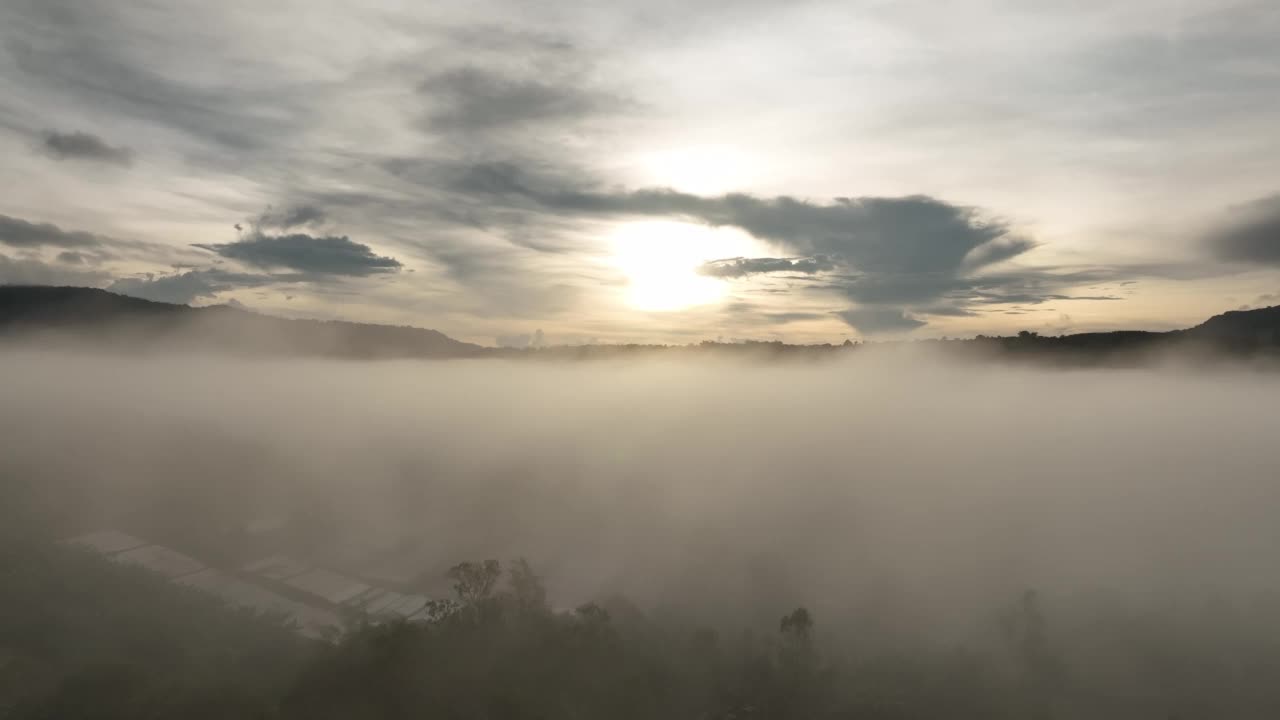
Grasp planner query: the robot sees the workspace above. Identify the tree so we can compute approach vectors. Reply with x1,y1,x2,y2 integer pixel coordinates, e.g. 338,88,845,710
507,557,548,615
447,560,502,615
779,607,813,645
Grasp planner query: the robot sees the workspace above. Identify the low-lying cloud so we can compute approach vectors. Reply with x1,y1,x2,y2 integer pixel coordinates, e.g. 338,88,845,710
2,348,1278,637
108,268,277,305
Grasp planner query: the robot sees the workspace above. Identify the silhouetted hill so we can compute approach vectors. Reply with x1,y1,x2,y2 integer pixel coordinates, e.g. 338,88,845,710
0,286,486,359
1187,305,1280,350
3,285,1280,364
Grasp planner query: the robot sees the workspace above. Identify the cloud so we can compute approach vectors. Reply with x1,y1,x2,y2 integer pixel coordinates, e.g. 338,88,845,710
107,269,276,305
445,162,1071,331
193,233,402,277
0,253,111,286
446,163,1020,274
4,0,318,164
258,205,326,230
1206,194,1280,266
835,307,927,334
916,305,979,318
40,130,134,165
425,236,583,317
0,214,103,249
961,236,1039,272
698,256,835,278
420,66,621,135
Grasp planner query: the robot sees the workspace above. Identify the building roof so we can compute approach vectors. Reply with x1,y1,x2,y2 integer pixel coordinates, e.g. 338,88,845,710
176,568,341,640
342,587,387,609
243,554,312,581
111,544,205,579
385,594,429,618
285,568,371,605
63,530,147,555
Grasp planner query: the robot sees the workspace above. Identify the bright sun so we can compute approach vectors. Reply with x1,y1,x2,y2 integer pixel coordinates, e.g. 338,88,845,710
609,220,761,312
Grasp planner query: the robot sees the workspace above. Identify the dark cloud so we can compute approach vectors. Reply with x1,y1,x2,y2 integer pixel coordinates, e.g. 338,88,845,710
0,214,210,269
448,164,1021,280
259,204,326,230
0,214,103,249
761,311,828,324
107,269,276,305
835,307,927,334
193,233,402,277
5,0,313,158
1206,194,1280,266
0,253,111,286
961,236,1039,271
40,130,133,165
445,162,1066,331
446,163,1024,271
698,256,835,278
420,66,620,134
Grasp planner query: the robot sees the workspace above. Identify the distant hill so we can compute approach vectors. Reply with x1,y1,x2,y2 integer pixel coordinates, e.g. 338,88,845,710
1187,305,1280,350
2,285,1280,363
0,286,487,359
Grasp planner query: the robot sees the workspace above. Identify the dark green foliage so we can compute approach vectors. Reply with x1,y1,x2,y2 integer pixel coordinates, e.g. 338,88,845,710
7,543,1280,719
0,538,309,719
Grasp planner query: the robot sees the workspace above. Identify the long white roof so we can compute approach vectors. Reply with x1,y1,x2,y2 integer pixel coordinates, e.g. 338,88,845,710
286,568,371,605
111,544,206,579
63,530,147,555
177,568,341,640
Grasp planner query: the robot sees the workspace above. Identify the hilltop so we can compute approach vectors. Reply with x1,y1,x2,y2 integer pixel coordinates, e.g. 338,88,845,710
2,285,1279,363
0,286,486,360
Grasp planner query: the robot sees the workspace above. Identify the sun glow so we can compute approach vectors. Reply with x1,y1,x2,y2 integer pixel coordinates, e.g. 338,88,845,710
609,221,761,312
632,146,757,196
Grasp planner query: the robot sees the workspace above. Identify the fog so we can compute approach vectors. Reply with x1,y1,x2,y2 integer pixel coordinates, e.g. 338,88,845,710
4,347,1278,650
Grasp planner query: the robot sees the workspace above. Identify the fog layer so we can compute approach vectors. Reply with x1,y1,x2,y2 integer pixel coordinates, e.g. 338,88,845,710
3,350,1277,643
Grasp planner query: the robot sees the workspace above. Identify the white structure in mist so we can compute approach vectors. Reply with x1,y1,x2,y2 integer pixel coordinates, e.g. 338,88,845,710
62,531,342,640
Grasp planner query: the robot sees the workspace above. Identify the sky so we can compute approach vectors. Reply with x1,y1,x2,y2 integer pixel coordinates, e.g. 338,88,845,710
0,0,1278,346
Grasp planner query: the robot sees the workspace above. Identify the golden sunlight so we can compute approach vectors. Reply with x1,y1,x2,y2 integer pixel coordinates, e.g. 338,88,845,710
609,221,762,312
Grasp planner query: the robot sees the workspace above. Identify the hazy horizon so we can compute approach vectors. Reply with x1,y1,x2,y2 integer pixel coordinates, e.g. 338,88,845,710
6,348,1278,621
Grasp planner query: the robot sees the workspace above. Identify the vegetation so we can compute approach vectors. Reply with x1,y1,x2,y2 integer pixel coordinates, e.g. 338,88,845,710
7,541,1280,719
0,537,308,719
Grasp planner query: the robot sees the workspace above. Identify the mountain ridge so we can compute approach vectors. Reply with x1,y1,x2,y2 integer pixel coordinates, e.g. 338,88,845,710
2,285,1279,362
0,285,487,359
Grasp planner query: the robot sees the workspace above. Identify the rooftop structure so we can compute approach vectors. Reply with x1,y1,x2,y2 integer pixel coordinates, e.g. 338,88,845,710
111,544,205,579
63,530,147,555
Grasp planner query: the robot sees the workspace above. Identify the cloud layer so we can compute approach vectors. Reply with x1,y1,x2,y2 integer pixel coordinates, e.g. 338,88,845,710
443,162,1116,332
40,130,133,165
0,0,1277,339
1207,194,1280,266
194,233,402,277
